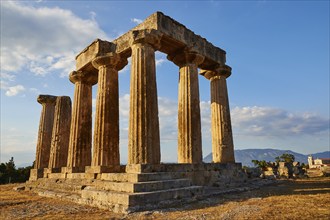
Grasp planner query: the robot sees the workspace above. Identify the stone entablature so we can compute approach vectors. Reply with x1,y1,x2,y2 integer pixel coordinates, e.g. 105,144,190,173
75,12,226,75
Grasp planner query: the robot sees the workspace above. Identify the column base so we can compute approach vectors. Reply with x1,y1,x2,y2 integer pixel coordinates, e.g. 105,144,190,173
43,168,62,178
85,165,120,173
85,165,121,179
61,166,85,174
61,167,86,179
125,164,163,173
29,168,44,181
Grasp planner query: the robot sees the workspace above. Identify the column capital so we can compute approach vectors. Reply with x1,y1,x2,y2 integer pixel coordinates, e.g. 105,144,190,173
92,52,128,71
167,48,204,67
37,94,57,105
69,70,98,85
130,29,162,50
200,64,232,80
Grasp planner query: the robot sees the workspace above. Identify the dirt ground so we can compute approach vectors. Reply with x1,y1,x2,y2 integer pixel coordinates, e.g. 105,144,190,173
0,177,329,220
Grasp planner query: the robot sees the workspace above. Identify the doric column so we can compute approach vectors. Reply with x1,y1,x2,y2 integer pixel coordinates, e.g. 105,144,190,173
34,95,57,169
89,53,127,172
202,65,235,163
168,50,204,164
48,96,72,170
128,30,161,164
65,70,97,172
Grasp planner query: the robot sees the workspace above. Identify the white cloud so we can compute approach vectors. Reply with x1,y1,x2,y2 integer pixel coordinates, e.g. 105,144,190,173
158,97,178,140
92,98,97,109
5,85,25,97
1,2,108,76
156,58,167,67
119,94,130,117
1,72,16,81
131,18,143,25
1,127,37,165
231,106,329,136
89,11,97,21
0,80,9,90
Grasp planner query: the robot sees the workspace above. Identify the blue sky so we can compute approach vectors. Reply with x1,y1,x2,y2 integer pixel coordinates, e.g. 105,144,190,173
1,0,329,166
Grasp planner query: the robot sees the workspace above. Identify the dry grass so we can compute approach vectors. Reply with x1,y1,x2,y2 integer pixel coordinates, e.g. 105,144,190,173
1,177,329,220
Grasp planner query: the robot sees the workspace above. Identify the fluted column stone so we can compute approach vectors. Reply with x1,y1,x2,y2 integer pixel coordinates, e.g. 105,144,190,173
48,96,72,170
128,30,161,164
34,95,57,169
168,50,204,164
30,95,56,180
65,70,97,173
203,65,235,163
88,53,127,173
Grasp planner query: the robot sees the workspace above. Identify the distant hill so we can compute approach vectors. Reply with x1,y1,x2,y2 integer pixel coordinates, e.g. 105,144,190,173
312,151,330,159
203,149,330,167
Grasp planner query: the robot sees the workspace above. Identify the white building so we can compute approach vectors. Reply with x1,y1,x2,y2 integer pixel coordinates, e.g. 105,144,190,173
308,155,330,169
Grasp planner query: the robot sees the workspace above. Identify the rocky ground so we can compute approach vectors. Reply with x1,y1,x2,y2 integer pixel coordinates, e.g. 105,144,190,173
0,177,329,220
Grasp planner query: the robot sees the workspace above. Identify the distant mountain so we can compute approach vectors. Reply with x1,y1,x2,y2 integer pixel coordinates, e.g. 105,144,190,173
203,149,330,167
312,151,330,159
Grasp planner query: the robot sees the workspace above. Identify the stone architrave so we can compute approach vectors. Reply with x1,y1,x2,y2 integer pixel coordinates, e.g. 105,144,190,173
34,95,57,169
65,71,97,172
202,65,235,163
90,53,127,172
168,50,204,164
48,96,72,170
128,30,161,164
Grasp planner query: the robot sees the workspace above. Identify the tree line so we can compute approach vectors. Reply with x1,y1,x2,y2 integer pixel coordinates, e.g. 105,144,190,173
0,157,32,184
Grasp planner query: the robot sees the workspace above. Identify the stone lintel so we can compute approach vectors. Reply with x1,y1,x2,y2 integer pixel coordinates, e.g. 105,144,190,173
113,12,226,68
76,12,226,73
76,39,116,73
130,29,162,49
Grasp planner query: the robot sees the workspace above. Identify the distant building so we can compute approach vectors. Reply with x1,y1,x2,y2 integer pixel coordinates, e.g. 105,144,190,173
308,155,330,169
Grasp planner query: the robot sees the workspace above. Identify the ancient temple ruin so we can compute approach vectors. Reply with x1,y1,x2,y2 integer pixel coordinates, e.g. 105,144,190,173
26,12,245,213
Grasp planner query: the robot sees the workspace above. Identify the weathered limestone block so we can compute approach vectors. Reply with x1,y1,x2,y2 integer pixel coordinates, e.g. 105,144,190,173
34,95,57,169
128,30,161,164
201,65,235,163
76,39,115,74
111,12,226,69
66,70,97,172
90,53,127,170
168,49,204,164
48,96,72,170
